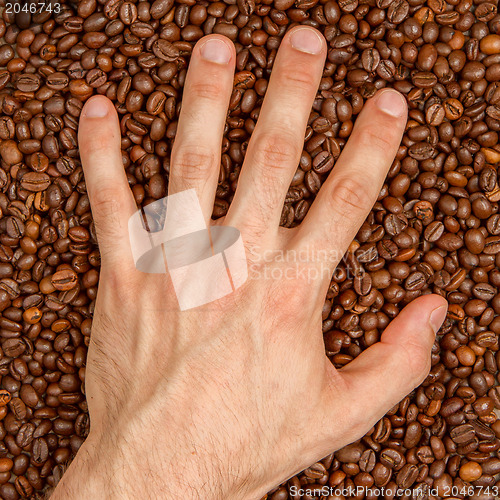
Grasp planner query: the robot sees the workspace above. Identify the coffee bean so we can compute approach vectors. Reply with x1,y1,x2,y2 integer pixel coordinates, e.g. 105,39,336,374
3,339,25,358
412,71,438,88
312,151,334,174
51,269,78,291
152,39,179,61
335,442,363,463
20,172,50,192
361,48,380,72
408,142,435,160
354,273,372,296
425,103,445,126
450,424,475,444
359,449,376,472
380,448,405,469
384,214,407,236
151,0,174,19
0,390,12,407
396,464,418,489
404,272,425,291
31,438,49,466
0,140,22,166
16,423,35,448
459,461,482,482
443,98,463,120
483,236,500,254
15,74,41,92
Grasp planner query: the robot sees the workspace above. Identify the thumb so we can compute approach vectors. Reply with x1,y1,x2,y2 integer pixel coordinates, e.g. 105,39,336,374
335,294,448,434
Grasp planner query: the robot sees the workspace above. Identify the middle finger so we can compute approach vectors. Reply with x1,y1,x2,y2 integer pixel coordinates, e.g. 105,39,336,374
226,26,326,241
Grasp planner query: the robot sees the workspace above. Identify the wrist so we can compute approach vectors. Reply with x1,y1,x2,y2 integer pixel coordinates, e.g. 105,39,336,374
51,431,263,500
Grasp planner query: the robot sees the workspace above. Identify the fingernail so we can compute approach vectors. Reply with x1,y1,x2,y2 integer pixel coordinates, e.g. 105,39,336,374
375,89,407,118
429,305,448,334
200,38,231,64
290,28,323,55
84,97,108,118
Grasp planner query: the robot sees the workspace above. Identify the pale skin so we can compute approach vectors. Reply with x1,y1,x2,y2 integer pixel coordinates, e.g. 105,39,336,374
51,27,448,500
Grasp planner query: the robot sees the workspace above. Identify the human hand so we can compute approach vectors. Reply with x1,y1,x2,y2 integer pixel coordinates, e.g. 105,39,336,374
51,27,447,500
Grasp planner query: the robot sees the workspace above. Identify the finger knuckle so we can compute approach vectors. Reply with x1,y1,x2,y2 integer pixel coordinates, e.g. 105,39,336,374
403,341,432,385
171,146,217,184
330,176,371,215
252,131,300,174
279,64,318,95
266,279,310,323
356,126,397,155
91,187,122,221
89,187,124,240
187,80,226,103
79,117,118,147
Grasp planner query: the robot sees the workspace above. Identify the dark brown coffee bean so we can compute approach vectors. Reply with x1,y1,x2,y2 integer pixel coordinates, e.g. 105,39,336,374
426,103,445,126
484,236,500,254
16,423,35,448
384,214,408,236
354,273,372,296
31,438,49,466
335,442,363,462
361,48,380,72
20,172,50,192
0,140,23,166
0,390,12,406
51,269,78,291
396,464,418,489
312,151,334,174
450,424,475,444
408,142,435,160
412,71,438,88
151,0,174,19
480,167,497,192
380,448,405,469
152,39,179,61
3,339,25,358
146,91,167,115
404,271,425,291
15,74,41,92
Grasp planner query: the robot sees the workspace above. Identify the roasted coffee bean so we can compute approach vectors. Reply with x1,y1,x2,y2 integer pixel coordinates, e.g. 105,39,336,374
408,142,435,160
51,269,78,291
459,461,482,482
152,39,179,61
15,74,40,92
359,449,376,472
19,172,50,192
31,438,49,466
361,48,380,72
0,390,12,407
380,448,405,469
335,442,363,463
450,424,475,444
396,464,418,489
16,423,35,448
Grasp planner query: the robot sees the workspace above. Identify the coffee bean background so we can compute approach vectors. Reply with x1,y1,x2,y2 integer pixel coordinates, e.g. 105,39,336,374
0,0,500,498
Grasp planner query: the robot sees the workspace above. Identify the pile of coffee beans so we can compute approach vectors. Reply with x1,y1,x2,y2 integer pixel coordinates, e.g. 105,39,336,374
0,0,499,498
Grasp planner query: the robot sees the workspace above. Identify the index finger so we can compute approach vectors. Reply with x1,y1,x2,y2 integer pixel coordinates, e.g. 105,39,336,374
291,89,407,272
